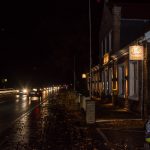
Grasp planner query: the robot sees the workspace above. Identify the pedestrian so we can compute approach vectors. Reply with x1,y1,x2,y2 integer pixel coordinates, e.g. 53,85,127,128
145,116,150,149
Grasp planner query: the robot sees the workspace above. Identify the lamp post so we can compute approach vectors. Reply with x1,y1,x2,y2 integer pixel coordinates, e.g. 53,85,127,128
82,73,87,95
73,56,76,91
89,0,92,100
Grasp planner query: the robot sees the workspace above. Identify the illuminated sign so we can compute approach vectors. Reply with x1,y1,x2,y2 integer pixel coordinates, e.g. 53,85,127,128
103,53,109,64
129,45,144,60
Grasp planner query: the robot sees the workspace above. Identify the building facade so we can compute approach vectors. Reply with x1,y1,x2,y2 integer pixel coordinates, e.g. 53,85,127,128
87,1,150,116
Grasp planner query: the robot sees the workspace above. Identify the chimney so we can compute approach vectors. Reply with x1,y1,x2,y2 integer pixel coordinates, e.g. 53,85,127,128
112,6,121,52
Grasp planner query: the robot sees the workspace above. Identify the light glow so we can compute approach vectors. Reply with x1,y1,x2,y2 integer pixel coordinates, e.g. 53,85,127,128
23,89,28,94
129,45,144,60
82,74,87,79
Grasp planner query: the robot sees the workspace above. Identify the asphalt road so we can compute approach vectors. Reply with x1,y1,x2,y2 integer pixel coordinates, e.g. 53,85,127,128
0,90,107,150
0,90,144,149
0,90,50,134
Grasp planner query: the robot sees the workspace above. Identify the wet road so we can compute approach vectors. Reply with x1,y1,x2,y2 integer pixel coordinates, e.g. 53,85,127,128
1,90,144,149
0,90,50,134
0,91,106,150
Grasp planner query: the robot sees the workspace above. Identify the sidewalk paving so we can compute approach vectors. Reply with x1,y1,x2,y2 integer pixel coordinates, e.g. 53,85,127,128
94,100,145,149
64,91,146,149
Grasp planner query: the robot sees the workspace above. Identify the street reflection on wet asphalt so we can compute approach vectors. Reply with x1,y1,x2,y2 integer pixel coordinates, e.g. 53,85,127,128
0,92,104,150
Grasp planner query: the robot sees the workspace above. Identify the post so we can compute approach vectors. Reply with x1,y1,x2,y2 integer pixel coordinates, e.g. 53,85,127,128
74,56,76,91
89,0,92,99
141,59,144,119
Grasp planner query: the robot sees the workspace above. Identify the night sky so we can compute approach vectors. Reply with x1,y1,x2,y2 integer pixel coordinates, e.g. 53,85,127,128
1,0,147,88
0,0,102,88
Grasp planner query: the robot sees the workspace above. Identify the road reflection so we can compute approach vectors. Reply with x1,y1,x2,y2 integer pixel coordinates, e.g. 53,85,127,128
0,88,61,146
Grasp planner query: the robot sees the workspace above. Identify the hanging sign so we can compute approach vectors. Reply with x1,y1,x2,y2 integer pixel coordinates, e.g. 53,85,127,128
129,45,144,60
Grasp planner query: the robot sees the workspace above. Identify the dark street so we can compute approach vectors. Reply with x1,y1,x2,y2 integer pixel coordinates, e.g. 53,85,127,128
0,0,150,149
0,90,106,150
0,90,49,134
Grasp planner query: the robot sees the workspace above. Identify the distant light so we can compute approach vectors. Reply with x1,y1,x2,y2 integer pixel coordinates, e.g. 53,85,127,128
33,88,37,91
23,89,28,93
16,95,19,98
82,74,86,79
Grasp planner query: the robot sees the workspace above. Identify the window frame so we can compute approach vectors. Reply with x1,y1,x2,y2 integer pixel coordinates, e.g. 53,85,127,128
118,63,125,98
128,61,139,100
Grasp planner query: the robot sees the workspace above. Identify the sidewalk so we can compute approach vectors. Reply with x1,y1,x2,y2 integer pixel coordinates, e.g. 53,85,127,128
58,91,146,149
94,100,145,149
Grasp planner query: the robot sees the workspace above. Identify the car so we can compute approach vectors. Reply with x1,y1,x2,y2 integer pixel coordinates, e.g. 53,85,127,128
28,88,42,98
17,88,29,96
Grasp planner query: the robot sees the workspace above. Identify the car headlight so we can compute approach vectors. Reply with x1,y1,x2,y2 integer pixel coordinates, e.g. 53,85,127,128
23,89,28,93
33,88,37,91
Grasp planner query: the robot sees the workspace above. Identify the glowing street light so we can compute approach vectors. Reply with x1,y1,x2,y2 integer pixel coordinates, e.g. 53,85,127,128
82,74,87,79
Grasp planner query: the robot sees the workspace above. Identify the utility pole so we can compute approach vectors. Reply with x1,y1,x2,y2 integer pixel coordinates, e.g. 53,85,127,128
89,0,92,99
74,56,76,91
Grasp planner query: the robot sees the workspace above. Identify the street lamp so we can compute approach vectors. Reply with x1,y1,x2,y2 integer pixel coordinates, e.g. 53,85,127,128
82,74,87,79
89,0,92,99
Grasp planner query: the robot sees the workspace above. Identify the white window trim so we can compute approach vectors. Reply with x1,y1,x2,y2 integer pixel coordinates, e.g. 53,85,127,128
104,69,108,94
109,31,112,52
128,61,139,101
118,64,125,98
109,68,112,95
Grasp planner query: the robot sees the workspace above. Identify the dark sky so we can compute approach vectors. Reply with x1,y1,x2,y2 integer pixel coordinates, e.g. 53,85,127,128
1,0,149,88
0,1,102,87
